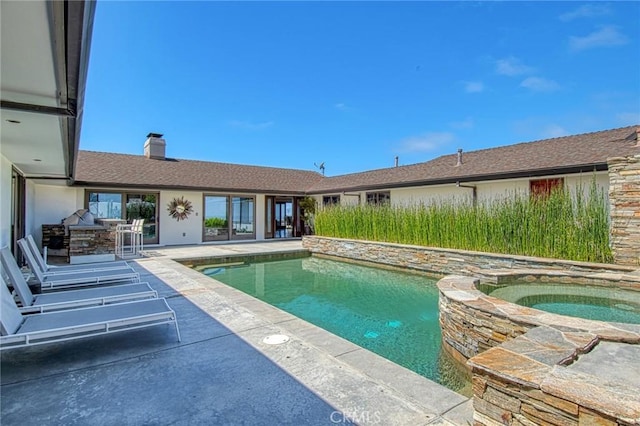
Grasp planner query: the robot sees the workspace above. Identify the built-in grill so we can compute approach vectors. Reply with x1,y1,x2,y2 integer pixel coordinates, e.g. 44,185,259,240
41,210,124,263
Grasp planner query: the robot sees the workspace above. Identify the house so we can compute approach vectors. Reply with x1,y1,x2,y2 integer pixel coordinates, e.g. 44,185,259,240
23,125,640,250
1,1,638,264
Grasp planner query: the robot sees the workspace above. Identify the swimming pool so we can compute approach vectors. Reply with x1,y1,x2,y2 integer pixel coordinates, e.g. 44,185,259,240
479,282,640,324
199,256,468,392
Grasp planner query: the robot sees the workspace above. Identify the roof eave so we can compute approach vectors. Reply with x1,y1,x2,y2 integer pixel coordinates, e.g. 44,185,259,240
59,0,96,184
305,163,608,194
72,181,309,196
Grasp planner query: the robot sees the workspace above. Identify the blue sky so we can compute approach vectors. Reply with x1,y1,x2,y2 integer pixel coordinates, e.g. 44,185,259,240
80,1,640,177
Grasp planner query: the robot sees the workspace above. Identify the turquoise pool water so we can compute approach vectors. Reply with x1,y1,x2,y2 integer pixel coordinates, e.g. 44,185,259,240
200,256,467,392
479,282,640,324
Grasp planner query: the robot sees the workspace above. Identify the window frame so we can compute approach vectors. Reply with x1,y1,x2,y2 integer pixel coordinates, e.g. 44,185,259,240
85,190,160,244
529,178,564,199
366,191,391,206
202,194,256,241
322,195,341,206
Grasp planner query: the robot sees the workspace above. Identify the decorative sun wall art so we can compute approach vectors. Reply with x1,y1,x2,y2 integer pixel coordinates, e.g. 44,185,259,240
167,196,193,221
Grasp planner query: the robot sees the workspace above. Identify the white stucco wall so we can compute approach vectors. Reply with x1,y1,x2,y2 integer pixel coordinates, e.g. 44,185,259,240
0,155,12,248
31,183,83,247
159,191,204,245
328,172,610,208
255,194,266,241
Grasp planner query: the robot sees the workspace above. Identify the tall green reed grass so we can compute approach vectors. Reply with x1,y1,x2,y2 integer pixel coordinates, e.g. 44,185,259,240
314,181,613,263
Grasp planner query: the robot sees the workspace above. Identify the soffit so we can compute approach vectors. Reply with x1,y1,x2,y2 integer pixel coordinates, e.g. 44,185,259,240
0,1,66,178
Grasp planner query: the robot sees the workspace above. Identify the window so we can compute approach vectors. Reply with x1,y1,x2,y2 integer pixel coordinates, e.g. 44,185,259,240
88,192,122,219
203,195,255,241
232,196,255,239
530,178,564,199
323,195,340,206
87,191,159,244
203,196,229,241
366,191,390,205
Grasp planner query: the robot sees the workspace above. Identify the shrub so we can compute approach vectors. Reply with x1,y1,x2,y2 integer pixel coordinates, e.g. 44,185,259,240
204,217,228,228
314,182,612,263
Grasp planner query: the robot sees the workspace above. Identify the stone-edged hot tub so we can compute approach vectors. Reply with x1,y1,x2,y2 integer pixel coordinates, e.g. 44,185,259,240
302,236,640,425
439,275,640,425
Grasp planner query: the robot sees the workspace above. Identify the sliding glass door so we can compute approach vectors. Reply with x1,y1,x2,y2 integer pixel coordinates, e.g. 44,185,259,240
203,196,229,241
203,195,255,241
87,191,159,244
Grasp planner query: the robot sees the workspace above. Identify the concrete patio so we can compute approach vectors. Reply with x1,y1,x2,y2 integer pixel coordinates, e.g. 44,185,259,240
1,240,472,425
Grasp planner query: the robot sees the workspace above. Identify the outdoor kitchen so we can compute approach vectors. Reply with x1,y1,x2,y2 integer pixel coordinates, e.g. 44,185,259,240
41,210,126,264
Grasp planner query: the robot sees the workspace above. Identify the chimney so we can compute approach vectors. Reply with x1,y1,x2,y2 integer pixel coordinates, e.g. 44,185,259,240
456,148,463,166
144,133,166,159
394,156,399,167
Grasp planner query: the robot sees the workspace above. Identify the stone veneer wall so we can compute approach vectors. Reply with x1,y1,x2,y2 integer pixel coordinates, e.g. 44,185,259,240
67,219,122,258
437,275,640,360
440,276,640,425
469,326,640,426
301,236,636,279
609,154,640,266
41,224,69,258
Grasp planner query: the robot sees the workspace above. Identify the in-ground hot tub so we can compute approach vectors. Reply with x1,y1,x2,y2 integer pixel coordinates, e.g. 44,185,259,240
477,280,640,324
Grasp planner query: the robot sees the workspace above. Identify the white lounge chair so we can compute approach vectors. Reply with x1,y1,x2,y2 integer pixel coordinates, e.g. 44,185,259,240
2,247,140,291
0,282,181,350
18,238,134,278
24,235,130,274
1,260,157,313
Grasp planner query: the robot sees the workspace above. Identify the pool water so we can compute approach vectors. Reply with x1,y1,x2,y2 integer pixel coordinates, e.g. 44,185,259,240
200,256,468,392
479,282,640,324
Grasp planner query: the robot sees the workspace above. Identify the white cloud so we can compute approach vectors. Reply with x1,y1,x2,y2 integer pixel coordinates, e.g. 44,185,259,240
398,132,455,153
463,81,484,93
559,4,611,22
229,120,274,130
334,102,349,111
541,124,569,139
495,57,534,76
520,77,560,93
569,26,628,51
449,117,474,129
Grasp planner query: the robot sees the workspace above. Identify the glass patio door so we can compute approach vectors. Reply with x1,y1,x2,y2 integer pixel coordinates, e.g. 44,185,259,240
125,194,158,244
203,195,230,241
87,191,159,244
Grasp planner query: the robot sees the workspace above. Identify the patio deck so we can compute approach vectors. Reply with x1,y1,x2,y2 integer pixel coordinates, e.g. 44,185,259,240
1,240,472,425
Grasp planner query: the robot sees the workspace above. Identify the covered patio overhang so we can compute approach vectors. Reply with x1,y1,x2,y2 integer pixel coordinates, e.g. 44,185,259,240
1,0,95,181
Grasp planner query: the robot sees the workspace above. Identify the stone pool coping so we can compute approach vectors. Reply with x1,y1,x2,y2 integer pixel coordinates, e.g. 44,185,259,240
138,243,475,425
439,275,640,424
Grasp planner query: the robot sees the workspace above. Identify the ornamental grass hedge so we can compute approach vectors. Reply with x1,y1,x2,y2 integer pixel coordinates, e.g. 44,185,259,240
314,183,612,263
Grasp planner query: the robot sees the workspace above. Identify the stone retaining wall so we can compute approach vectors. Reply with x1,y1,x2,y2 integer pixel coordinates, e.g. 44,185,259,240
609,154,640,266
302,236,637,280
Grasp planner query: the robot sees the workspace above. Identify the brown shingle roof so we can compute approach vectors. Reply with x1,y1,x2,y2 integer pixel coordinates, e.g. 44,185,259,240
307,125,640,193
74,152,324,194
75,126,639,194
